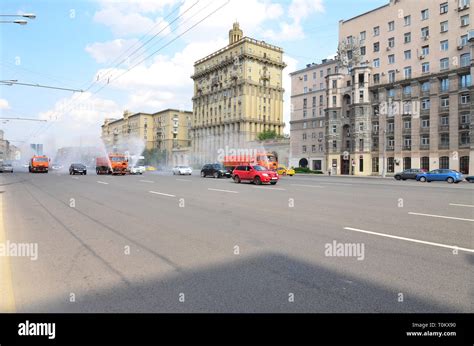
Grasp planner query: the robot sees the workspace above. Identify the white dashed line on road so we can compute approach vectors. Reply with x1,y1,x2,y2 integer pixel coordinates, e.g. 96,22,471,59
97,181,109,185
208,188,238,194
344,227,474,253
408,212,474,222
149,191,176,197
139,180,154,183
290,184,325,188
253,186,286,191
176,179,192,182
449,203,474,208
72,177,79,180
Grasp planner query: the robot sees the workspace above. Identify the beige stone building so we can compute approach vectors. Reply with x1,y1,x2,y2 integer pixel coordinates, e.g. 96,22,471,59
289,59,338,171
191,22,286,164
326,0,473,175
101,109,192,164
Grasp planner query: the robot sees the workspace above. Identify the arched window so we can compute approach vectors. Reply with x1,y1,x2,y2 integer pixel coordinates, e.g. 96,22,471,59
403,157,411,170
439,156,449,169
460,156,469,174
421,157,430,171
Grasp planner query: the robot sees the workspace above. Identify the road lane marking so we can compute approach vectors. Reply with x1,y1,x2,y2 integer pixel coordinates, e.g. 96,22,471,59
253,186,286,191
408,212,474,222
176,179,192,182
97,181,109,185
139,180,154,183
290,184,324,188
0,194,16,312
72,177,79,180
449,203,474,208
208,188,238,194
149,191,176,197
344,227,474,253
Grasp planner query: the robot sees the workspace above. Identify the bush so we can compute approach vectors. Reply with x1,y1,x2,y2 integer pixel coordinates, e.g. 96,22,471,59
293,167,324,174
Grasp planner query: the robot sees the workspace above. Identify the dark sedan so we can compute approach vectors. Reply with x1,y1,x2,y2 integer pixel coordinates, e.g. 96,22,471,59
394,168,426,180
200,163,231,178
69,163,87,175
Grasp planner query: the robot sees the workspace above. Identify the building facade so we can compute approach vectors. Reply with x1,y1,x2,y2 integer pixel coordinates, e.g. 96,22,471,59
289,59,338,171
101,109,192,164
191,23,286,165
327,0,473,175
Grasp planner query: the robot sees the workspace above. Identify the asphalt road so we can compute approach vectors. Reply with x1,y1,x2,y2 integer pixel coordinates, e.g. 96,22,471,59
0,169,473,312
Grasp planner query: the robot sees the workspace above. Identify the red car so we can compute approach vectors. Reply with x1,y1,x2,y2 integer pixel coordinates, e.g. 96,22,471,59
232,165,279,185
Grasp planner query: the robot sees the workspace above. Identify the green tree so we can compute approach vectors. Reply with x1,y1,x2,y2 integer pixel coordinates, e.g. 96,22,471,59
257,130,279,141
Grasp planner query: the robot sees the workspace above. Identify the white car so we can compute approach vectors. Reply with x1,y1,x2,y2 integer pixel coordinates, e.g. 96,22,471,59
172,166,192,175
130,165,146,175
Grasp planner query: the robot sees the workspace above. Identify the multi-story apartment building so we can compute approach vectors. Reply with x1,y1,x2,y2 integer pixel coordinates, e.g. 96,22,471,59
289,59,337,171
326,0,473,175
101,109,192,164
0,130,10,161
191,22,286,164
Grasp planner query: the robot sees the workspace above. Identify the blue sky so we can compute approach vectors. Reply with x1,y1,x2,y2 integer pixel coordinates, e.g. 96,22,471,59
0,0,387,153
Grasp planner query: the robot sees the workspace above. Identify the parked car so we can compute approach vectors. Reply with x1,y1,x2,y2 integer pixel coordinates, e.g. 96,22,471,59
394,168,426,180
201,163,231,178
69,163,87,175
51,164,64,170
277,165,295,176
172,166,192,175
465,176,474,183
232,165,279,185
130,165,146,175
416,169,463,183
0,163,13,173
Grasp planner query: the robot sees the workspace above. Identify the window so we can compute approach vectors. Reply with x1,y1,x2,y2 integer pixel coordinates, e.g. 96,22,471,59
373,58,380,68
404,15,411,26
440,116,449,126
403,85,412,95
388,21,395,31
461,53,470,67
440,2,448,13
388,54,395,64
421,9,429,20
320,70,323,77
373,73,380,84
303,87,308,93
441,97,449,108
332,140,337,149
459,0,470,8
421,81,430,92
440,58,449,70
302,145,307,153
373,42,380,52
372,158,379,173
440,40,449,51
387,157,395,173
422,45,429,55
404,66,412,79
303,74,307,81
404,50,411,60
461,15,469,26
388,70,396,83
332,96,337,106
403,157,412,170
439,156,449,169
460,34,468,46
404,137,412,148
421,99,430,110
360,46,366,56
461,94,470,104
374,26,380,36
460,132,470,145
404,32,411,43
421,27,429,38
404,120,411,129
421,118,430,128
404,101,412,113
332,125,337,133
422,62,430,73
388,88,395,97
421,135,430,146
312,145,316,153
388,37,395,48
460,74,472,88
360,31,366,41
313,71,316,79
440,21,448,32
440,78,449,92
303,122,307,129
440,133,449,145
421,157,430,170
302,133,307,140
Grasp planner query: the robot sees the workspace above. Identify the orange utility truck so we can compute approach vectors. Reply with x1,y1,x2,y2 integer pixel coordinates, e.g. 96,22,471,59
96,153,128,175
223,152,278,172
29,155,49,173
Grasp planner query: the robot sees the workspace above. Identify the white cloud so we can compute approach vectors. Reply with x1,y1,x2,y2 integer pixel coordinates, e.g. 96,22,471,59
96,0,179,14
0,98,10,110
262,22,305,41
289,0,325,22
94,7,172,36
85,38,139,64
36,93,121,147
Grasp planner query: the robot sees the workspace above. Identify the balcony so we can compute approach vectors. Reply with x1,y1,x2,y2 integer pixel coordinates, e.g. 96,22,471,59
439,125,450,132
420,144,430,150
459,123,470,130
438,143,449,150
402,146,412,151
419,127,430,134
402,128,412,134
386,147,395,151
